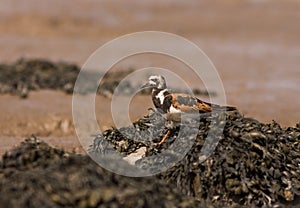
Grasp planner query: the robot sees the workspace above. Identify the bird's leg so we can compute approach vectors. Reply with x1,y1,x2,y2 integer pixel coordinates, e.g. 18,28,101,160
158,129,171,145
156,119,175,145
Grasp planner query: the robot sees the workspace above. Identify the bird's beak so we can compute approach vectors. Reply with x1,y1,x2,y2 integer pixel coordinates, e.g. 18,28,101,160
140,82,151,89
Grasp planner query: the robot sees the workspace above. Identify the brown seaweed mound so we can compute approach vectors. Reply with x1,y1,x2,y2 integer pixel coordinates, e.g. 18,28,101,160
91,110,300,207
0,137,206,208
0,59,80,97
0,59,133,98
0,59,212,98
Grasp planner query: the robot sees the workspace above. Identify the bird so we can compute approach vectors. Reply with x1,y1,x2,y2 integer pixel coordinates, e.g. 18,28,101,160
141,75,236,145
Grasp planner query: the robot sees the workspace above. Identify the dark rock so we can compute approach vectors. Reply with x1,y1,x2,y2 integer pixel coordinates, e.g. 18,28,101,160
0,137,208,208
0,59,136,98
0,59,214,98
91,110,300,207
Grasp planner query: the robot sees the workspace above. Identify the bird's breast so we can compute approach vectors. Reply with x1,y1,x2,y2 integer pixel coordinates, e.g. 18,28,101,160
152,89,172,113
169,105,181,114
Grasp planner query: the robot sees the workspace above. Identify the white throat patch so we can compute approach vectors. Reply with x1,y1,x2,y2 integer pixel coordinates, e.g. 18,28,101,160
155,89,168,105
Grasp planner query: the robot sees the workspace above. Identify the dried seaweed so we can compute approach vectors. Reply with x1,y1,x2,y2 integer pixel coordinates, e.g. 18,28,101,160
0,137,206,208
0,59,213,98
91,110,300,207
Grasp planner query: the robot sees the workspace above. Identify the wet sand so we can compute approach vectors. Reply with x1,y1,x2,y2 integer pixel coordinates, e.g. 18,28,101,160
0,0,299,154
0,90,153,155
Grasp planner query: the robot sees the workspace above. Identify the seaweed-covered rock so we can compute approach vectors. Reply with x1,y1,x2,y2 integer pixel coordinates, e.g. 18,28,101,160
91,110,300,207
0,59,80,97
0,59,213,98
0,59,134,98
0,136,67,174
0,137,208,208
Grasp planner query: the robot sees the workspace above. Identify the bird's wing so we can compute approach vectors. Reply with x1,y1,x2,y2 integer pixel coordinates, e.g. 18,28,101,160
167,93,212,113
195,98,214,113
166,93,236,113
196,97,237,112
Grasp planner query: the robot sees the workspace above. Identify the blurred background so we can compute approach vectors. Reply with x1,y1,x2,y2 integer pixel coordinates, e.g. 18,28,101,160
0,0,299,153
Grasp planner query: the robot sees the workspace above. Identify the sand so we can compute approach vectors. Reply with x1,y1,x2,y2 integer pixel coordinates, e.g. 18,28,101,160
0,0,299,154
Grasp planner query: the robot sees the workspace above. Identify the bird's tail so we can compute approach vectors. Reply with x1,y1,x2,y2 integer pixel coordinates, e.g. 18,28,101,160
202,100,237,112
223,105,237,111
212,104,237,112
196,98,237,112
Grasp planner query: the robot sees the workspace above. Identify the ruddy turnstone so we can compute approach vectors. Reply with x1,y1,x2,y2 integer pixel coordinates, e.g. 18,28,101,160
141,75,236,145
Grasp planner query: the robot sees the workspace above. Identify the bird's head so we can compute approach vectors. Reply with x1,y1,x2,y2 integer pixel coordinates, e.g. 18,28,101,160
141,75,167,90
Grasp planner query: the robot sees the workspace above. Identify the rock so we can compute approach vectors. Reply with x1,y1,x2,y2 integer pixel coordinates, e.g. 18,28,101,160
91,110,300,207
0,58,215,98
0,137,206,208
123,147,147,165
0,59,135,98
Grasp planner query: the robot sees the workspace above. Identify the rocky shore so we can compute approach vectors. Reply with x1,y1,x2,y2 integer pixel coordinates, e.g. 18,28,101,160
91,110,300,207
0,109,299,207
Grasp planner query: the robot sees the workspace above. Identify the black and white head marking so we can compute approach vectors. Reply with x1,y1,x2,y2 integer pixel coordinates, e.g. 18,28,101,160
148,75,167,90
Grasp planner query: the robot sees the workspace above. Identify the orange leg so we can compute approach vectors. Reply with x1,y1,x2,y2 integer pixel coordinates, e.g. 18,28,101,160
158,129,171,145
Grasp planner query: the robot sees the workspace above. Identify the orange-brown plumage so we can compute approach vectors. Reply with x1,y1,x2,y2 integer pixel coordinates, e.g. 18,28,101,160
167,93,235,114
